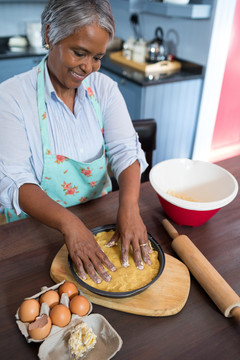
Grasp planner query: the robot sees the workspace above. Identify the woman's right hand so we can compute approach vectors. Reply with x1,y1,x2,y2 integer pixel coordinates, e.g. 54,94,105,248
18,184,116,284
63,217,116,284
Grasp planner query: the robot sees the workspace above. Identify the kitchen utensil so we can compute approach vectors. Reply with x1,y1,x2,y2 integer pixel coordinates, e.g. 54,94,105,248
146,26,168,63
162,219,240,322
149,158,238,226
110,51,181,74
68,224,165,298
50,244,190,317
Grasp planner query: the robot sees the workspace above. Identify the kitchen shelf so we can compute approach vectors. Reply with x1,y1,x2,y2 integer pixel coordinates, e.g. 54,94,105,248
143,1,212,19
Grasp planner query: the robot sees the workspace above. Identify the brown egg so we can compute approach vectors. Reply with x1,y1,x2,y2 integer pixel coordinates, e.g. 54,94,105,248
28,314,52,340
19,299,40,323
58,281,78,299
69,295,90,317
50,304,71,327
39,290,60,309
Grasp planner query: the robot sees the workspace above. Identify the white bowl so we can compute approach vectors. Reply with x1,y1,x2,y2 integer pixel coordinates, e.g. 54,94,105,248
149,158,238,226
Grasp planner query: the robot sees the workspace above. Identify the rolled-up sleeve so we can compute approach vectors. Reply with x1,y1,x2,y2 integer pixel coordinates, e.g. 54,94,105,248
106,132,148,180
98,76,148,180
0,82,39,214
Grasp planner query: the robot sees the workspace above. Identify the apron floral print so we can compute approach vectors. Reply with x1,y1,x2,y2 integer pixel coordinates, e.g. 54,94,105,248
5,57,112,222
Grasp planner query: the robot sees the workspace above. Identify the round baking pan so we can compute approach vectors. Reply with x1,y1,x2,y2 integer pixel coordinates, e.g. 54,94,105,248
68,224,165,298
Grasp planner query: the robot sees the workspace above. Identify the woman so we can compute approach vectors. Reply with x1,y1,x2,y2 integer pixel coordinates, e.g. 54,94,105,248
0,0,151,283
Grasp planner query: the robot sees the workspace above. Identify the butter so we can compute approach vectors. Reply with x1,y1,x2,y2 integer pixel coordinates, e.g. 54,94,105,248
68,322,97,359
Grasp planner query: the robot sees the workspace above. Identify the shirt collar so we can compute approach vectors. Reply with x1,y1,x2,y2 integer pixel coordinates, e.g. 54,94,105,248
44,61,87,103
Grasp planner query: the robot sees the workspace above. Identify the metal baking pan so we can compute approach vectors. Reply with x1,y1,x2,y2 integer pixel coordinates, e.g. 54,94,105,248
68,224,165,298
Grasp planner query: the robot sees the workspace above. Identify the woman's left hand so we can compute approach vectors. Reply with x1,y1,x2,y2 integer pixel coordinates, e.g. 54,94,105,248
107,202,152,269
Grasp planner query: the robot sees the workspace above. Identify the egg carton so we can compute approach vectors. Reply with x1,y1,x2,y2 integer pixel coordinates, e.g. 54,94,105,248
15,281,123,360
15,280,92,343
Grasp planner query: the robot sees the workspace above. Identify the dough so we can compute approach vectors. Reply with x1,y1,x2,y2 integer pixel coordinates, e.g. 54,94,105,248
79,230,160,292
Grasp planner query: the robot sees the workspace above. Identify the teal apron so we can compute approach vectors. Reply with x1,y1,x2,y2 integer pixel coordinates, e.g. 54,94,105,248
5,57,112,222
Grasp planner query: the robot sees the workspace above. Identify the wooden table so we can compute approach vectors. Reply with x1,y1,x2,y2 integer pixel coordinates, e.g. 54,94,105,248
1,156,240,359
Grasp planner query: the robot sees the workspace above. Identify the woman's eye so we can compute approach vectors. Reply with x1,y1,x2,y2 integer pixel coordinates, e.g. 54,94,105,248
74,51,84,57
94,55,104,62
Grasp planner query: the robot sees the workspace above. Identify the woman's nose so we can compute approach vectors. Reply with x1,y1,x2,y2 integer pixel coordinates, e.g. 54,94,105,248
80,58,94,74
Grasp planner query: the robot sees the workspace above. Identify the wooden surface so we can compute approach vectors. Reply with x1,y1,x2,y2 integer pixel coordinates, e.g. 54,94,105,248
109,51,181,74
50,245,190,317
0,156,240,360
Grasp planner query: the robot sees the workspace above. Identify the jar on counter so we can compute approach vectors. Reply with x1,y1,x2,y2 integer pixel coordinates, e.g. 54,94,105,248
132,38,147,63
122,37,135,60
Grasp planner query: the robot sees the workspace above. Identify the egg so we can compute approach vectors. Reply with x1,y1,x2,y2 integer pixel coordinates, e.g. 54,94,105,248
28,314,52,340
39,290,60,309
69,295,90,317
58,281,78,299
50,304,71,327
19,299,40,323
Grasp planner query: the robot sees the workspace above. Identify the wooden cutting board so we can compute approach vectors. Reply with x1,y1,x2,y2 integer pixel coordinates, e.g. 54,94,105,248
109,51,181,74
50,245,190,317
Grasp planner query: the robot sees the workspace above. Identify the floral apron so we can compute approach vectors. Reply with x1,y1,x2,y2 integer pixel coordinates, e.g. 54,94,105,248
4,57,112,222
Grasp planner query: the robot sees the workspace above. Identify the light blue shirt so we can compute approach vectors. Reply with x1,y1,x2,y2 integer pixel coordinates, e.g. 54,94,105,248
0,63,147,214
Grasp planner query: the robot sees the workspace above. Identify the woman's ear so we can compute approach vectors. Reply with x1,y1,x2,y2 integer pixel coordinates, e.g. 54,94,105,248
45,24,50,46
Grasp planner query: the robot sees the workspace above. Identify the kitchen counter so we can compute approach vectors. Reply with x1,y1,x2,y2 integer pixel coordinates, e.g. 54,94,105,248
0,46,47,59
101,52,204,87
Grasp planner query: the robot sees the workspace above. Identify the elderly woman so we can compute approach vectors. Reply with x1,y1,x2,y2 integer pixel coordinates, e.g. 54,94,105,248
0,0,151,283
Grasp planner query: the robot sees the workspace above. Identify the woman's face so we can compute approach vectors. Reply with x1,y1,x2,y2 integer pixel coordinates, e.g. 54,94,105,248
46,23,110,92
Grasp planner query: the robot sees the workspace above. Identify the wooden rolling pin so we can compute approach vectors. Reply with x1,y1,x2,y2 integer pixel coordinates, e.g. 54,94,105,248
162,219,240,322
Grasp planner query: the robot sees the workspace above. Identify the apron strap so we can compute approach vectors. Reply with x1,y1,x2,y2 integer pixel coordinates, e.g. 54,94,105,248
37,56,51,156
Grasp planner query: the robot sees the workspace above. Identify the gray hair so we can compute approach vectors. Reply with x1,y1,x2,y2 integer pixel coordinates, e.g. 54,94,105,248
41,0,115,46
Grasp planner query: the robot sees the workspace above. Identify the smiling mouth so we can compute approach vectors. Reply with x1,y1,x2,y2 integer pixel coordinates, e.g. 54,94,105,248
71,70,86,81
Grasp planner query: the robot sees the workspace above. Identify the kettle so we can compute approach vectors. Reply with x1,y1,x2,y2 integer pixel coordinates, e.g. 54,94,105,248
146,27,167,63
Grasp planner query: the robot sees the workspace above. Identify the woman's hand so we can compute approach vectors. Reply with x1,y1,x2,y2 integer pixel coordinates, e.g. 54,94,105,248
107,203,152,268
63,217,117,283
19,183,116,284
107,160,151,269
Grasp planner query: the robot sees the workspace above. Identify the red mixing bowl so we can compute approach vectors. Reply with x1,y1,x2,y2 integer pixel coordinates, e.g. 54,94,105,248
150,158,238,226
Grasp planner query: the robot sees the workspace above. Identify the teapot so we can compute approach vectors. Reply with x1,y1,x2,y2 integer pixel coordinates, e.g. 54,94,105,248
146,27,168,63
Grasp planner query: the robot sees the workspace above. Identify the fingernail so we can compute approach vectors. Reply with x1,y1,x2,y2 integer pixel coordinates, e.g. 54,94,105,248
105,274,111,282
137,261,144,270
105,241,116,248
122,260,129,268
96,278,101,284
79,274,87,280
111,266,117,271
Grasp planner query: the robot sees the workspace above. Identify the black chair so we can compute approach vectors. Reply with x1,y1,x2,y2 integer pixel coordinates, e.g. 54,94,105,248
110,118,157,191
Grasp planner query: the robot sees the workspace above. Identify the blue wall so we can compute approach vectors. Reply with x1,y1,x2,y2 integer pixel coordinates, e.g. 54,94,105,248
0,2,45,37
